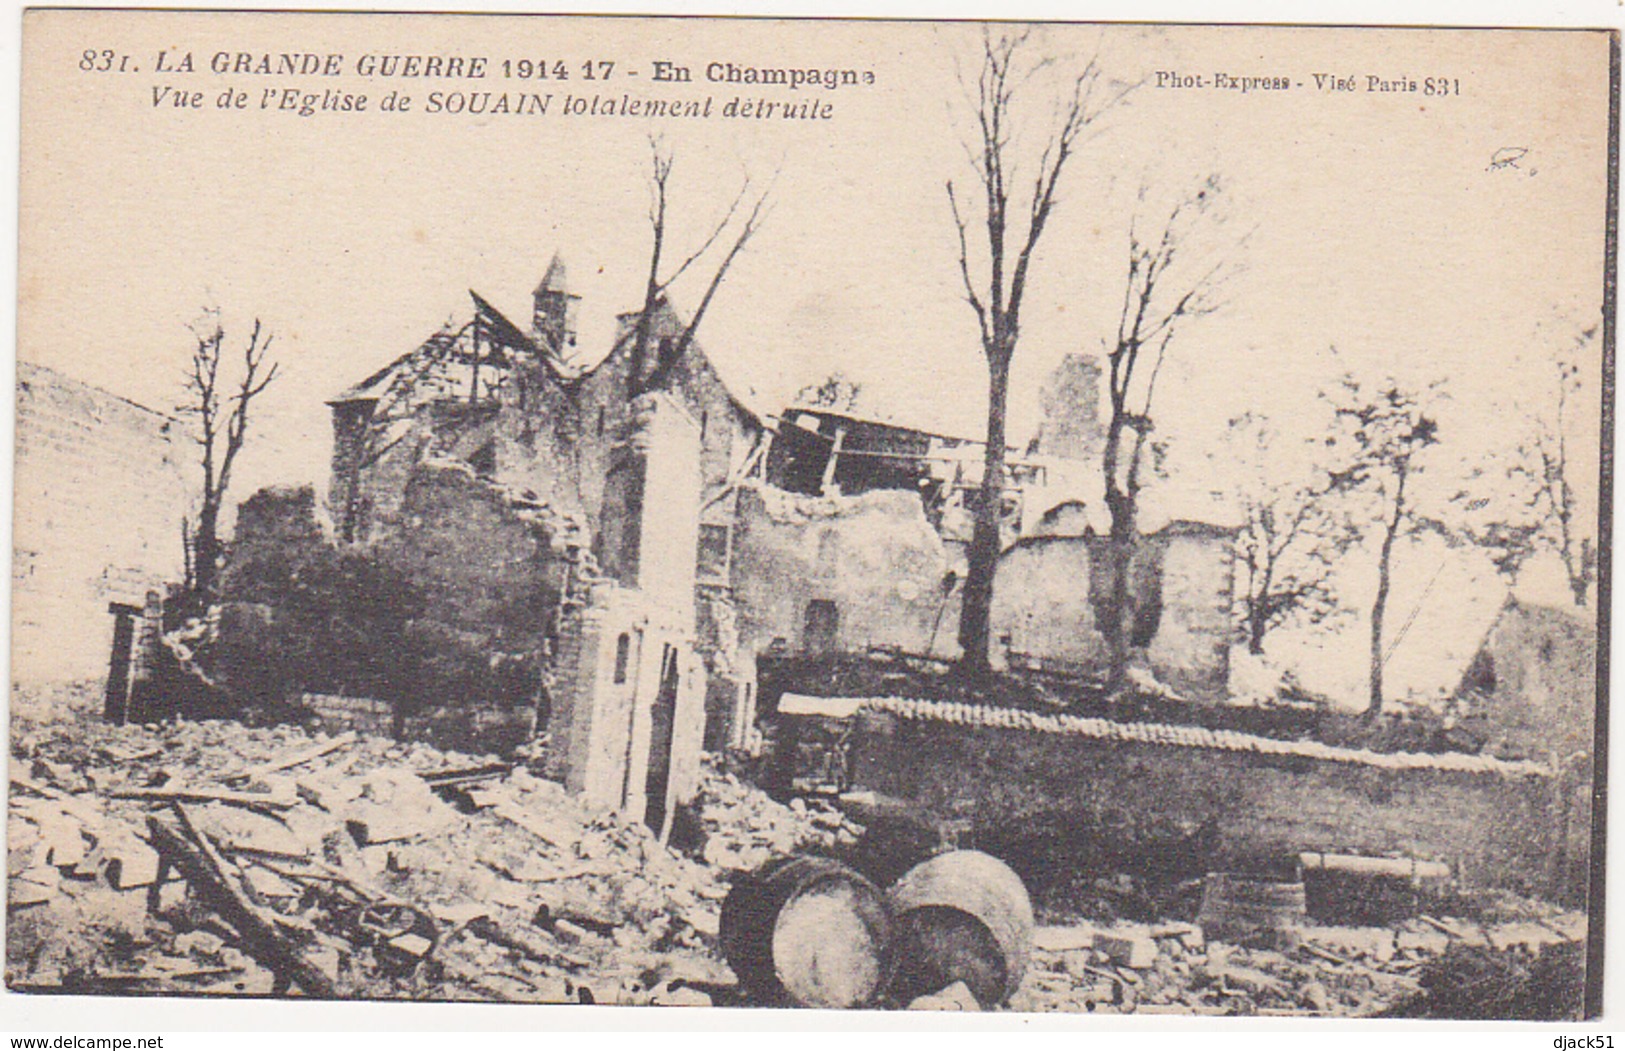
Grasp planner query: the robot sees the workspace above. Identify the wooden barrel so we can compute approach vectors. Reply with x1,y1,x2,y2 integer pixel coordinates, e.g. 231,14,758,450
720,855,891,1008
1198,872,1307,949
885,850,1034,1008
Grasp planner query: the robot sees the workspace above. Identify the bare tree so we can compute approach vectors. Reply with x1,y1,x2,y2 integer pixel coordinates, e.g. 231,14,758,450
182,309,278,601
1324,376,1446,717
1459,325,1599,607
947,28,1134,673
629,136,772,397
1099,178,1231,692
1227,410,1354,655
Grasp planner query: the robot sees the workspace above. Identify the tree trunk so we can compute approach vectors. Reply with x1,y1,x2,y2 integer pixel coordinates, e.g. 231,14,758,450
1245,557,1270,656
1367,471,1407,718
193,501,221,601
958,353,1011,674
1567,539,1591,608
1367,539,1391,717
1099,409,1143,695
1103,535,1135,693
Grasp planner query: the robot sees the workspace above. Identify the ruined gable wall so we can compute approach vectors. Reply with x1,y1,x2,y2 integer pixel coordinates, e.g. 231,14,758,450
14,363,190,683
333,362,589,544
990,528,1234,700
1144,529,1236,702
573,335,640,531
373,459,568,655
731,486,962,660
482,365,588,514
576,308,756,532
1477,607,1597,761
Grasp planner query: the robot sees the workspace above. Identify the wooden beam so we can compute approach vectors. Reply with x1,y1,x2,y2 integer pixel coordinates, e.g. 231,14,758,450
148,809,336,998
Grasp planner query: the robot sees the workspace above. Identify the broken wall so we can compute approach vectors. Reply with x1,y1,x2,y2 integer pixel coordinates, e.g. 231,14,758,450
991,524,1235,701
992,537,1110,673
574,304,757,537
221,466,575,751
376,459,568,651
1143,526,1236,701
1457,601,1599,906
731,485,962,662
830,706,1559,896
1464,602,1597,762
546,583,706,833
546,391,709,830
330,371,588,546
13,363,190,683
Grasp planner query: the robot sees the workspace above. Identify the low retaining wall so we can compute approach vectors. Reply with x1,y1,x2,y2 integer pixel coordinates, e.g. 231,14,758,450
300,692,394,737
782,697,1561,897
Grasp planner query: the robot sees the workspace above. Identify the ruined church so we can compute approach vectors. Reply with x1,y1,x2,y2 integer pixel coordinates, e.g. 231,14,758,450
323,254,1237,831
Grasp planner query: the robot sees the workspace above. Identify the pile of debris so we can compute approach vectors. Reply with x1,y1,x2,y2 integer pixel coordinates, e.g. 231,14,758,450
6,698,1589,1017
1010,912,1587,1016
8,714,733,1003
686,760,864,872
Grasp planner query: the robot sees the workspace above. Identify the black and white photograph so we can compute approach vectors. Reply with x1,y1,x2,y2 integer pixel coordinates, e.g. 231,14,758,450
6,9,1614,1023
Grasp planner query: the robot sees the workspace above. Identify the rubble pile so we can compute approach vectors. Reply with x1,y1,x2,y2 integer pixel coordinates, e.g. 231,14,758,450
8,713,733,1003
687,759,864,872
6,699,1589,1017
1007,912,1588,1016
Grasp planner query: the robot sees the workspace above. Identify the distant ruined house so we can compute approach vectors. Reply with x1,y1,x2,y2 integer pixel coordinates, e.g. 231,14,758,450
1454,597,1599,903
741,354,1236,703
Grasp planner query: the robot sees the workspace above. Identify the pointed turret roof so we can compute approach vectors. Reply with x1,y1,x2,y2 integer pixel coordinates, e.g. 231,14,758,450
535,252,569,297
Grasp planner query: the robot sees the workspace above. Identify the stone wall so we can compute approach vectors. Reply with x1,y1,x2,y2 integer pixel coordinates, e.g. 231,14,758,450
13,363,189,683
730,485,962,661
300,692,395,736
546,583,706,834
545,392,709,831
809,700,1559,896
1143,526,1235,701
374,459,569,650
992,524,1234,701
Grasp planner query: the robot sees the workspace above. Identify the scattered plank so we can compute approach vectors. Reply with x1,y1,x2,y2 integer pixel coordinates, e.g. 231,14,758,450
113,786,296,811
221,732,357,784
489,800,579,852
420,762,513,789
1300,942,1354,967
10,775,109,828
147,808,335,998
465,915,589,970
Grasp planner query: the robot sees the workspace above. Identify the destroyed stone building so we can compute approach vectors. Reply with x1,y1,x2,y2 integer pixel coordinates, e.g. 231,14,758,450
320,260,1243,784
12,363,190,703
320,255,765,829
743,362,1236,703
1454,598,1600,903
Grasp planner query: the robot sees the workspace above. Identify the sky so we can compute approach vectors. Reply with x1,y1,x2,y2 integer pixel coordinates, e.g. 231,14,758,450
17,13,1612,707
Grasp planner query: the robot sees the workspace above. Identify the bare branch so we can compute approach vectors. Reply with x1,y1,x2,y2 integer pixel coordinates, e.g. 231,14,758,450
656,177,751,295
946,181,991,348
671,175,775,364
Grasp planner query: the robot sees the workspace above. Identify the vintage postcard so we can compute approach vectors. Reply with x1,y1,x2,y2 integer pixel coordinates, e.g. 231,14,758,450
7,9,1614,1022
